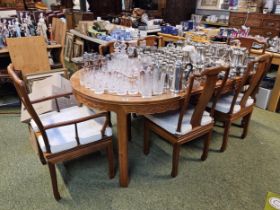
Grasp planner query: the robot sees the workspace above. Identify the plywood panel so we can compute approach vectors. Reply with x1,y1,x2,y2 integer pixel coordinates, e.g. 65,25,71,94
7,36,51,75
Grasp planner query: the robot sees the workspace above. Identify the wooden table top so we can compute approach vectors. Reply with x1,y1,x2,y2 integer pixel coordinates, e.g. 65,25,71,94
70,70,187,106
70,70,238,107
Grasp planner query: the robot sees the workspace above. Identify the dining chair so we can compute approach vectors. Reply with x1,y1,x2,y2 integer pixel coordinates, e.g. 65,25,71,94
137,36,163,47
143,65,230,177
8,64,115,200
228,37,267,54
99,41,115,55
209,54,272,152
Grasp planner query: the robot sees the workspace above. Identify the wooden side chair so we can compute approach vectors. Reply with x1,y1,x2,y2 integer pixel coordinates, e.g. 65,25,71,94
209,54,272,152
8,64,115,200
99,42,115,55
143,65,230,177
228,37,267,54
137,35,163,47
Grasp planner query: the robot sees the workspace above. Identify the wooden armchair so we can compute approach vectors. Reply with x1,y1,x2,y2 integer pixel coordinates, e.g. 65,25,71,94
99,42,115,55
8,64,114,200
137,36,163,47
228,37,267,54
209,54,272,152
143,65,230,177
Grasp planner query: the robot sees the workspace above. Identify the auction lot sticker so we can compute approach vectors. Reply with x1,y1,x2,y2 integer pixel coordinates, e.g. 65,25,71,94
265,192,280,210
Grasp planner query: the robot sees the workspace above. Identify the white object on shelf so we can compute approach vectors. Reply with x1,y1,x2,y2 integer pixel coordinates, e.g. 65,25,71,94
255,87,272,110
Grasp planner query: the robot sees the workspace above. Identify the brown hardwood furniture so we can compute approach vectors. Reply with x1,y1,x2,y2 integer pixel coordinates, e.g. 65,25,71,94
87,0,122,18
6,36,65,76
143,66,230,177
99,42,115,55
7,36,51,75
267,52,280,112
251,50,280,112
70,66,240,186
71,70,188,187
8,64,115,200
164,0,196,25
137,35,163,47
209,54,272,152
228,37,267,54
51,18,67,68
70,68,245,186
229,11,280,38
157,32,185,46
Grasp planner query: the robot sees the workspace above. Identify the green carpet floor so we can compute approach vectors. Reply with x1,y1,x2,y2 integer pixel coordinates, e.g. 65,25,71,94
0,107,279,210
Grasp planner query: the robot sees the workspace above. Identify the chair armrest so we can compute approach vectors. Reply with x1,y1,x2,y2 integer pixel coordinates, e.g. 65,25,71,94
43,112,108,130
30,92,73,104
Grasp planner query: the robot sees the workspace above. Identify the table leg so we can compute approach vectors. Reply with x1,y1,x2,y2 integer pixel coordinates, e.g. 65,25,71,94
127,114,131,141
268,64,280,112
117,110,129,187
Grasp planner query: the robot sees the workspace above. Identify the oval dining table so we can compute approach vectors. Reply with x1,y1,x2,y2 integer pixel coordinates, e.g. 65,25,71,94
70,71,189,187
70,70,239,187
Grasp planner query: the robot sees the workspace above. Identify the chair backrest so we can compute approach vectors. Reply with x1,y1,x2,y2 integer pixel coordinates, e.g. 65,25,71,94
229,53,272,113
228,37,267,54
99,42,115,55
239,54,272,108
7,64,51,153
7,36,51,75
137,36,163,47
177,65,230,132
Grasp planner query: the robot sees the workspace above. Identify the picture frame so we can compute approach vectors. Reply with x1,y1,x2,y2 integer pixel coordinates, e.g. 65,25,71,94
197,0,220,9
64,32,74,62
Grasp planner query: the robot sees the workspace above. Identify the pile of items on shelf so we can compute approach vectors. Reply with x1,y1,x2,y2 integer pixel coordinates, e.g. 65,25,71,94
0,10,64,48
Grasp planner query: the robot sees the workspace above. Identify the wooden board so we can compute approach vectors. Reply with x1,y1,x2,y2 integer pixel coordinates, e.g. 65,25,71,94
52,18,67,67
6,36,51,75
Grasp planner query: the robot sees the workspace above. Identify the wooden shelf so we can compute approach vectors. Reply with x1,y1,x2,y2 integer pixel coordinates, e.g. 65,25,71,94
201,21,229,27
70,29,108,45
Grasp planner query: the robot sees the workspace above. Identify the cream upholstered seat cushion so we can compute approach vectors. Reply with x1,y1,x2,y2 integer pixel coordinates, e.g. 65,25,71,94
208,93,254,114
30,106,112,154
146,109,213,135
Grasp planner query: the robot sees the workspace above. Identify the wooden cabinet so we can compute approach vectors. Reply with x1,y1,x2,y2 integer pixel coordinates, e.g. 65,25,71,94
165,0,196,25
229,12,280,37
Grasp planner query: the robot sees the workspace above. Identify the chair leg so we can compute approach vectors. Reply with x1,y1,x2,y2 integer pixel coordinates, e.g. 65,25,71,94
106,141,115,179
48,163,61,201
220,121,231,152
241,112,252,139
201,131,212,161
108,111,112,127
38,148,46,165
171,143,180,178
143,121,150,155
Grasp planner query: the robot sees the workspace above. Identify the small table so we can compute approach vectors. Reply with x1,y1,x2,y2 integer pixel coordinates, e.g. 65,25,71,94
70,71,186,187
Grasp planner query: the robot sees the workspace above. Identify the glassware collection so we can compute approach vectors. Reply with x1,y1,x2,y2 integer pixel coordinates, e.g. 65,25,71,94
79,40,251,98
